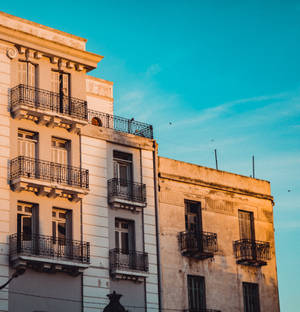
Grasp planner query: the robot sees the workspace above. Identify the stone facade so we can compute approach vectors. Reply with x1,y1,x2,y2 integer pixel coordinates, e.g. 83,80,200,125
0,11,159,312
158,157,280,312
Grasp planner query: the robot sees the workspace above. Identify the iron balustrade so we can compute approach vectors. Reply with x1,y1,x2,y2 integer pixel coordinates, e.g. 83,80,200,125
185,310,221,312
10,84,88,120
233,239,270,266
179,231,218,258
88,109,153,139
9,233,90,264
109,249,149,272
10,156,89,189
108,178,146,204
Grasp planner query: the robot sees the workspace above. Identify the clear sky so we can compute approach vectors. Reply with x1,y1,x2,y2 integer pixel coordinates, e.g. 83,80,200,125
1,1,300,310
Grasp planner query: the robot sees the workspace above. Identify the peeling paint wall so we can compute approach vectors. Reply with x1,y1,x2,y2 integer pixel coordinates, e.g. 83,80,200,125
158,156,280,312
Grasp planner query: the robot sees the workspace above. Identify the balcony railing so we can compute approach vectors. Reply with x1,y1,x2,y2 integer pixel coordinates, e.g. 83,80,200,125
179,231,218,259
108,178,146,204
88,109,153,139
233,239,270,266
10,84,88,121
185,309,221,312
9,233,90,264
109,249,149,273
10,156,89,189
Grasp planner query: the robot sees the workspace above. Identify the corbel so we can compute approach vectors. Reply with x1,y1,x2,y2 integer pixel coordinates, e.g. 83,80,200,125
34,51,42,59
66,61,74,69
75,64,84,71
58,58,67,70
50,56,59,64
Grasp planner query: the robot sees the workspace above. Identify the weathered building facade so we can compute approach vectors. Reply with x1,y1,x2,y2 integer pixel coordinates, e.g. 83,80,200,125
158,157,280,312
0,11,159,312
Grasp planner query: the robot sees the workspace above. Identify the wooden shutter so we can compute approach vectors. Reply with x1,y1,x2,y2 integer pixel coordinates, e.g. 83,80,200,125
243,282,260,312
239,210,254,240
188,275,206,311
28,63,36,87
18,62,27,85
51,71,60,93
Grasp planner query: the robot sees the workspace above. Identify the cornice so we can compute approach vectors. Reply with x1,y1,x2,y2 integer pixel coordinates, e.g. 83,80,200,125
0,25,103,71
159,172,274,203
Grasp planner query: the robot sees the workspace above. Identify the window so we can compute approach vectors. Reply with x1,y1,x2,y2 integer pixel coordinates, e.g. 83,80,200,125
239,210,255,240
185,200,202,233
51,71,70,114
17,202,38,240
115,219,135,253
243,282,260,312
113,151,133,182
187,275,206,311
18,61,36,87
52,208,72,244
51,137,69,165
18,129,38,158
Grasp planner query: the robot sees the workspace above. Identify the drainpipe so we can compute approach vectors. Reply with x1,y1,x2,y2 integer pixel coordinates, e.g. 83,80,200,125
0,268,26,290
152,141,162,312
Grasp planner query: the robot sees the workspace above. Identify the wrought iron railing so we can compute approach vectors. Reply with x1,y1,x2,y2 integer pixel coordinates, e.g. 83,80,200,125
10,84,88,120
9,233,90,264
108,178,146,204
9,156,89,189
88,109,153,139
109,249,149,272
233,239,270,265
179,231,218,257
185,309,221,312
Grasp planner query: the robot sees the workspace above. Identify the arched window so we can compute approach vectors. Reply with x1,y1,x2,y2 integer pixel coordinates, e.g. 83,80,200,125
91,117,102,127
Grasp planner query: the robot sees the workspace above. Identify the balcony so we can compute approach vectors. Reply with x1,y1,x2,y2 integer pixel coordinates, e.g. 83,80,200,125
179,231,218,260
88,109,153,139
109,249,149,282
233,239,271,266
10,156,89,200
108,178,146,212
185,310,221,312
10,84,88,132
9,233,90,275
185,309,221,312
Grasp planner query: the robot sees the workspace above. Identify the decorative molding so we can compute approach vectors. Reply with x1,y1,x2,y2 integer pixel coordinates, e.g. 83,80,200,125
6,47,18,59
34,51,42,59
159,172,274,202
58,58,66,70
50,56,59,64
76,64,84,71
66,61,74,69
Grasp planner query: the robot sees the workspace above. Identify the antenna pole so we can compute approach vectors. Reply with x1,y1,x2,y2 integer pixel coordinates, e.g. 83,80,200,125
214,149,218,170
252,155,255,178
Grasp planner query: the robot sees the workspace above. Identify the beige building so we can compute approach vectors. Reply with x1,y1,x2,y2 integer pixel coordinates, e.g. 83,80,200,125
158,157,280,312
0,11,159,312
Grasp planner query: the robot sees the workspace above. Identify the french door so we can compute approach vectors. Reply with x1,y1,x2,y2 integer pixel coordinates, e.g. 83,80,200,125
51,137,69,183
52,208,72,258
51,71,70,114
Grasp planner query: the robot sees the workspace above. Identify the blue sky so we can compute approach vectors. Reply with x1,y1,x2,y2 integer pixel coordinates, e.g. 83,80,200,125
2,1,300,310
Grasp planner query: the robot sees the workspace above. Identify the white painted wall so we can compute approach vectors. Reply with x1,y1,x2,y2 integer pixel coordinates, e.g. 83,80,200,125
0,43,11,312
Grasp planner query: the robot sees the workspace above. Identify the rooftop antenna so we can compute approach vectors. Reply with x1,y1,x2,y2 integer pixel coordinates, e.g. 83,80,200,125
252,155,255,178
214,149,218,170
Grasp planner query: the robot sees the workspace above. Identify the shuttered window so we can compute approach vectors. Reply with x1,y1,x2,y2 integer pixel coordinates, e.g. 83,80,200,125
239,210,255,240
51,137,68,165
243,282,260,312
18,129,37,158
187,275,206,311
18,61,36,87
